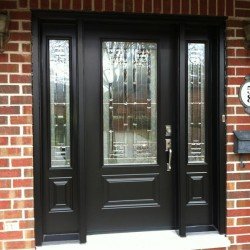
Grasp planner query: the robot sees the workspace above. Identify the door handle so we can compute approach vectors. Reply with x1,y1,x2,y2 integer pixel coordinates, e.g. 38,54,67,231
167,148,172,171
165,139,172,172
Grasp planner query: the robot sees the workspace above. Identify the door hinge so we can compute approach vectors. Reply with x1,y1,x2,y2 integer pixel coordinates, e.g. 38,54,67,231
222,114,226,123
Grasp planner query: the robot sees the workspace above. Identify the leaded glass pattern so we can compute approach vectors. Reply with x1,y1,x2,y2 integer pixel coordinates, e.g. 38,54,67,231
49,40,71,168
187,43,206,163
103,41,157,165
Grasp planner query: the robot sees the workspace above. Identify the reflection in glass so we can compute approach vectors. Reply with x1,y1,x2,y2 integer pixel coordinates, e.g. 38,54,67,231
103,41,157,165
49,40,71,168
187,43,206,163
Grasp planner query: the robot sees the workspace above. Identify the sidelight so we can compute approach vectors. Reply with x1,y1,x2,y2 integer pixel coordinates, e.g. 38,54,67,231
49,40,71,168
102,41,157,165
187,43,206,163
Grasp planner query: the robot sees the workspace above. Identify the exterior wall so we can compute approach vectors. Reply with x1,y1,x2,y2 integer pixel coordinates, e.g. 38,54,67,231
0,0,249,249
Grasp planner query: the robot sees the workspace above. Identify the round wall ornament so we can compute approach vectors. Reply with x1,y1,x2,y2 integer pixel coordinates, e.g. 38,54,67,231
239,75,250,114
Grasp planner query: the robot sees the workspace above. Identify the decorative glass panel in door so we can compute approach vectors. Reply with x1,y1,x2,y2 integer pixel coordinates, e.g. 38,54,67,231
49,40,71,168
102,41,157,165
187,43,206,163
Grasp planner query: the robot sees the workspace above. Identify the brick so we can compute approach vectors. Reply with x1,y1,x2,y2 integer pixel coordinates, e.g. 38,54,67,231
227,76,245,85
62,0,71,9
228,58,250,66
0,106,20,115
134,0,143,12
237,182,250,190
0,64,19,73
22,22,31,31
22,105,32,114
11,136,32,145
228,191,250,199
227,209,250,217
236,9,250,18
10,11,31,20
164,0,172,13
23,147,33,156
22,43,31,52
0,126,20,135
13,179,33,188
24,189,34,198
20,0,28,8
11,116,32,124
24,230,34,239
0,210,22,219
0,159,9,167
10,32,31,41
22,64,31,73
182,0,190,14
12,158,33,167
4,240,35,250
0,75,7,83
237,235,250,244
227,20,243,28
12,22,24,35
0,137,8,145
24,169,33,177
0,1,17,9
0,85,19,94
226,0,234,16
94,0,102,11
0,201,11,209
0,169,20,177
0,54,8,62
172,0,180,14
0,96,8,104
73,0,81,10
0,231,23,240
106,0,114,11
236,1,250,9
5,43,19,51
209,0,216,15
10,74,31,83
237,217,250,225
0,148,21,157
19,220,34,229
227,218,235,226
0,116,8,124
227,173,250,181
227,39,245,48
30,0,39,9
190,0,198,15
84,0,92,10
23,126,33,135
226,29,235,38
237,200,250,207
236,49,250,57
13,199,33,209
41,0,49,9
10,54,31,63
236,68,250,76
25,210,34,219
0,190,21,199
125,0,133,12
217,0,225,16
11,96,32,104
51,0,60,9
154,0,161,13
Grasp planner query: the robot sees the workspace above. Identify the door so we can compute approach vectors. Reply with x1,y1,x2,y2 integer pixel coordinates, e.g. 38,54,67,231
83,22,178,233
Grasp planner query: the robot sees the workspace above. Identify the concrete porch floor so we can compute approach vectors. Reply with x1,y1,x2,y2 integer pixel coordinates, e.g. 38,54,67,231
37,230,230,250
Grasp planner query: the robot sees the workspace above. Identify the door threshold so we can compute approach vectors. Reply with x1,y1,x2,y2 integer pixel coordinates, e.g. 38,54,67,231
37,230,230,250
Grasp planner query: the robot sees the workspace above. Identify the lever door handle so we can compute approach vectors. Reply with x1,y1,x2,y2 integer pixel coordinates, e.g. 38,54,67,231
165,139,172,172
167,148,172,172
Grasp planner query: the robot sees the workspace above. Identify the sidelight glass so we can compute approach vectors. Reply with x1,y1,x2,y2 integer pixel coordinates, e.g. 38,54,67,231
187,43,206,163
49,40,71,168
103,41,157,165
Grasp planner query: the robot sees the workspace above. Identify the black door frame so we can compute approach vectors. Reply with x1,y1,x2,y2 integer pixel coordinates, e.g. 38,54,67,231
32,11,226,245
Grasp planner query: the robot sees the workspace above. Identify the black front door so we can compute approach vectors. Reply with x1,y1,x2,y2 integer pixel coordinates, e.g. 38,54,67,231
34,12,226,245
83,22,177,233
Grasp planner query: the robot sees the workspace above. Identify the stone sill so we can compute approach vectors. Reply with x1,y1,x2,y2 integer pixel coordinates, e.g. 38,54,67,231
37,230,231,250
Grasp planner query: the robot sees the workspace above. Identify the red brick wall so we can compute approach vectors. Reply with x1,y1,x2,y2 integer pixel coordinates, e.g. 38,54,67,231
0,0,249,249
